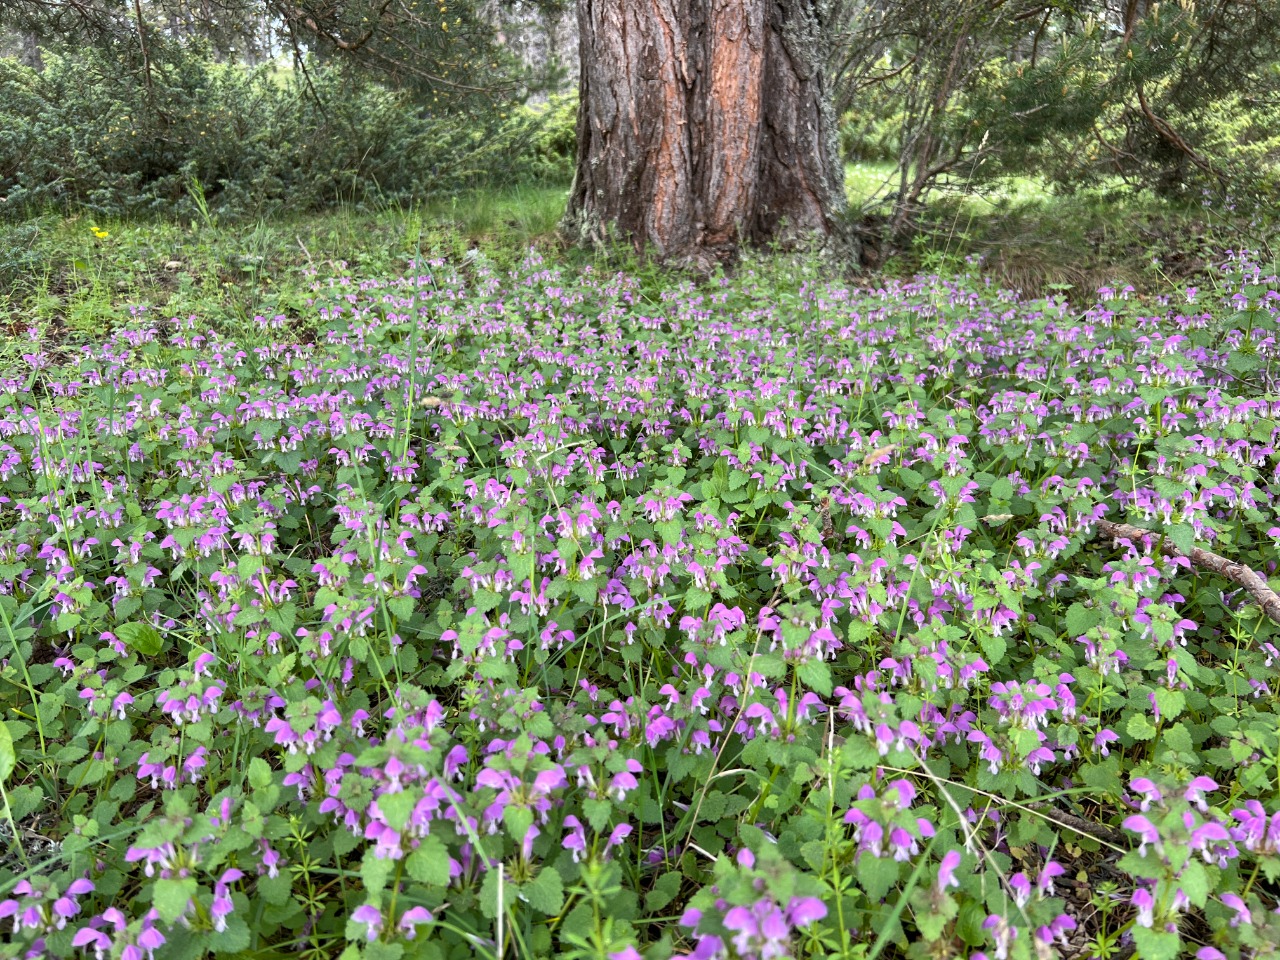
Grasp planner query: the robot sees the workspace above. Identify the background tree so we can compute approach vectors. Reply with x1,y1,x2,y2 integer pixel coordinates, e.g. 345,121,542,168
0,0,548,108
2,0,850,262
828,0,1280,240
0,2,578,216
7,0,1280,255
973,0,1280,195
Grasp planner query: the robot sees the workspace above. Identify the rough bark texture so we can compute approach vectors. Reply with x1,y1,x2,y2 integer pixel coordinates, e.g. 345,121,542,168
566,0,847,263
19,31,43,71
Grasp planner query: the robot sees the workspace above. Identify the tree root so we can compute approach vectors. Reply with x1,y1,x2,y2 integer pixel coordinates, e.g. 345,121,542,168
1094,519,1280,626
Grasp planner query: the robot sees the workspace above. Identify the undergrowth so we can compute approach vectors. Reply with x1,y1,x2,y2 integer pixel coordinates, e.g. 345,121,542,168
0,224,1278,960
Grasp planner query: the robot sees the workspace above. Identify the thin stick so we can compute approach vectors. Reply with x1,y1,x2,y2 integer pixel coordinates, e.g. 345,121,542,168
132,0,153,93
1094,519,1280,625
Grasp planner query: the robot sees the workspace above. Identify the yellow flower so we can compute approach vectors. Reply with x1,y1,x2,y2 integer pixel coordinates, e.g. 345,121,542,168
91,226,110,239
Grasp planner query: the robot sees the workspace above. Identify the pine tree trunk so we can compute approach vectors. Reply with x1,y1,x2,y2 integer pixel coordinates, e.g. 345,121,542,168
566,0,848,263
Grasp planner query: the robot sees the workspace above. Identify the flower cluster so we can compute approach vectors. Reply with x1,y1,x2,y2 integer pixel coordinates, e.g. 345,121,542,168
0,247,1276,960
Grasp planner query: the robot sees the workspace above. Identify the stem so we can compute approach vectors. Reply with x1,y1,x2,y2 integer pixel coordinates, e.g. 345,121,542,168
0,600,47,756
0,780,30,870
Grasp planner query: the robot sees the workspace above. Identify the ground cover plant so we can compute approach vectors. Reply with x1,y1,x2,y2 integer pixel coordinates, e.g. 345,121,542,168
0,241,1278,960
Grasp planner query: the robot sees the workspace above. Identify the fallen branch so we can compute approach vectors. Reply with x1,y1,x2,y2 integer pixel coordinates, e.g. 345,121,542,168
1094,519,1280,625
1025,801,1128,847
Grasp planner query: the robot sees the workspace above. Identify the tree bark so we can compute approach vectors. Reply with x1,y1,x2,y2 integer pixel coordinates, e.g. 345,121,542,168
19,31,43,71
566,0,848,263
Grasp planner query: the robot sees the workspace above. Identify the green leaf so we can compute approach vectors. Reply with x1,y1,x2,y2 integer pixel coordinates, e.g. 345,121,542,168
1152,688,1185,722
571,579,599,604
256,873,293,906
237,555,264,580
644,871,683,912
684,586,713,612
378,789,416,833
248,757,273,790
0,722,13,783
158,925,203,960
266,602,297,634
479,865,502,919
406,836,452,887
796,659,833,697
361,848,395,895
503,805,535,848
897,466,924,489
275,451,302,474
913,888,957,940
1126,713,1157,741
209,915,252,955
334,827,361,857
520,867,564,916
978,632,1006,668
1165,522,1195,555
1064,603,1099,637
472,589,501,614
116,621,163,657
388,595,415,622
956,900,987,946
655,520,683,545
1131,927,1180,960
799,840,825,872
1080,757,1121,794
55,744,88,764
1179,860,1209,907
1228,351,1260,374
583,797,613,833
1161,723,1194,755
153,877,198,924
856,854,901,902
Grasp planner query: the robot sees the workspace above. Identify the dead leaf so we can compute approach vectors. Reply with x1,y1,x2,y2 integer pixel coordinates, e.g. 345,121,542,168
861,443,898,466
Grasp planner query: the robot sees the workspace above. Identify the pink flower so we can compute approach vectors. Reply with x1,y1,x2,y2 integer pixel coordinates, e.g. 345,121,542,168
786,896,827,926
72,928,111,960
937,850,962,890
1184,776,1219,811
1219,892,1251,926
562,815,587,863
1132,888,1155,927
352,904,382,941
1123,815,1161,855
397,906,433,938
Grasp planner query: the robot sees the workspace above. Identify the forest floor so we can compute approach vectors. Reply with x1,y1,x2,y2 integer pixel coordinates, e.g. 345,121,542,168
845,161,1277,295
0,184,1278,960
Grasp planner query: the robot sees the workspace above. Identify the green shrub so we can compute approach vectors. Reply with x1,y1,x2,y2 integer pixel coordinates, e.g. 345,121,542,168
0,47,571,220
838,107,903,163
523,92,578,169
1180,91,1280,202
